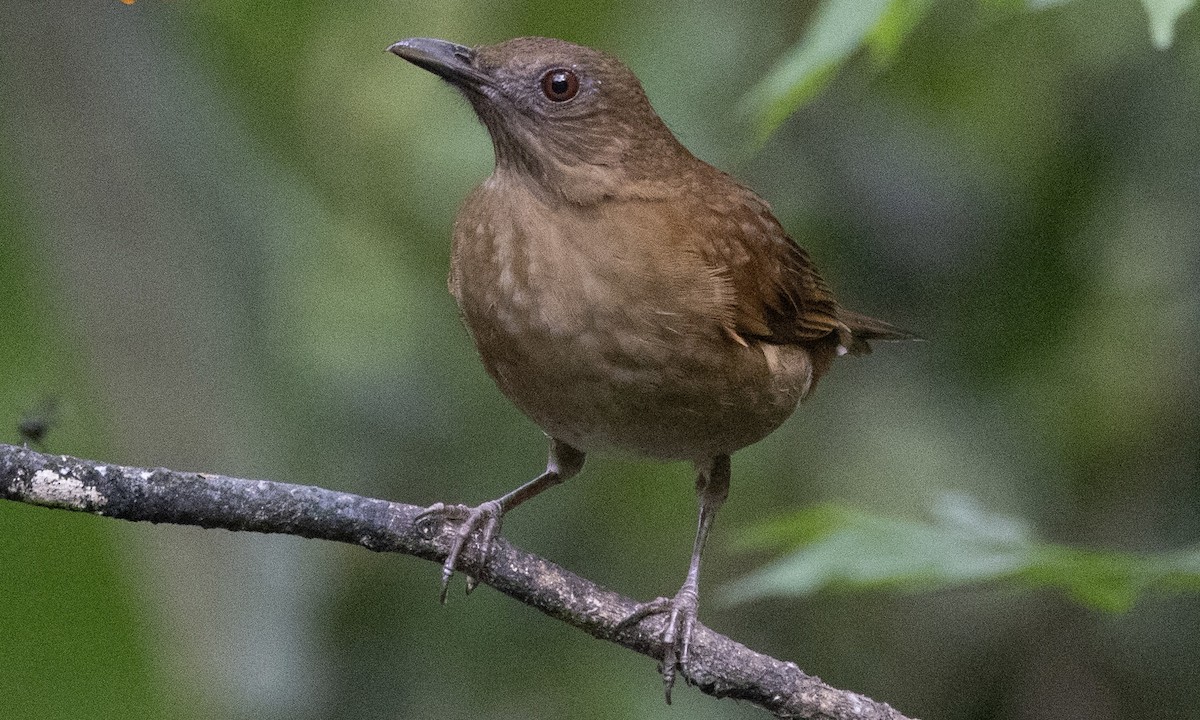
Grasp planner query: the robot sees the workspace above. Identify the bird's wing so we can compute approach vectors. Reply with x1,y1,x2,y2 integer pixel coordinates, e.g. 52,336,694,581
686,180,848,348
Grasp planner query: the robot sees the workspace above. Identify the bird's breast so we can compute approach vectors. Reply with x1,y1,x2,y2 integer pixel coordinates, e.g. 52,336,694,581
448,179,813,459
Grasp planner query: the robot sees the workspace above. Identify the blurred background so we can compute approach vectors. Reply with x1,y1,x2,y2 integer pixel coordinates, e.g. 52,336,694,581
2,0,1198,718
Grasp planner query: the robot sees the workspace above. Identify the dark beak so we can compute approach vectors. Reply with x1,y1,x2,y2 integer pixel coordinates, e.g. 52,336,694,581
387,38,489,90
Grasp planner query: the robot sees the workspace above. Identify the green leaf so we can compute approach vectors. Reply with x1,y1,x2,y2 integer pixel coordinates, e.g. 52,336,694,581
723,493,1200,612
746,0,933,142
745,0,1188,145
866,0,935,63
1141,0,1196,48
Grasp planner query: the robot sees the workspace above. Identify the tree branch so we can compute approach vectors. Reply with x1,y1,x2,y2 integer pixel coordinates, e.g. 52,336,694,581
0,443,913,720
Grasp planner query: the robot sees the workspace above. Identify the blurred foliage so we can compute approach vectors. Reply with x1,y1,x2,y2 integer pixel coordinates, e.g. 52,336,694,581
747,0,933,141
728,494,1200,612
1143,0,1199,46
749,0,1200,140
2,0,1200,719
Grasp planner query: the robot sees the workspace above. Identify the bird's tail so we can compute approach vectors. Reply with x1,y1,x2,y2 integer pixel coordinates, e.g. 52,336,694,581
837,309,921,355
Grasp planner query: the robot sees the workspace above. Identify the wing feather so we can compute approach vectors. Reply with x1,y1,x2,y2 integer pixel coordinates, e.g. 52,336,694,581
685,178,847,347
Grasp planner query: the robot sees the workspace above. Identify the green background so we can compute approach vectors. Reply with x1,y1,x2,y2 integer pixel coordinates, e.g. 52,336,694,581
2,1,1198,718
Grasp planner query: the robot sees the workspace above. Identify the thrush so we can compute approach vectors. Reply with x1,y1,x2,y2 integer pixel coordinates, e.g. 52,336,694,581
388,36,912,700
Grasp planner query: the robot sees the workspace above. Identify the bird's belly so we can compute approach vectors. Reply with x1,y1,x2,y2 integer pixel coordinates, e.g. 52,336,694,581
460,286,812,460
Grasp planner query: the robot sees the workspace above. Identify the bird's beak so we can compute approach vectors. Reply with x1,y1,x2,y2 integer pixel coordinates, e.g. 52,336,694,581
387,37,490,91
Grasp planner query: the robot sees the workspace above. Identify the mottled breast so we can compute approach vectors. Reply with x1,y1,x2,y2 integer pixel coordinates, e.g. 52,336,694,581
448,173,814,460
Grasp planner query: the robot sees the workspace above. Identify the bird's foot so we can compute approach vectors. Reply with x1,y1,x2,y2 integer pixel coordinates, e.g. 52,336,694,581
414,500,503,602
617,584,700,703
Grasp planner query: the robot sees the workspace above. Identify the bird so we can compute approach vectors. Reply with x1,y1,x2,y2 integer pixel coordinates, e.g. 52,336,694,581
387,35,913,700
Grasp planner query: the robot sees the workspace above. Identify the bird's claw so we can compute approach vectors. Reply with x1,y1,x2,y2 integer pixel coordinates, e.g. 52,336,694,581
414,502,464,537
618,587,700,704
415,500,503,603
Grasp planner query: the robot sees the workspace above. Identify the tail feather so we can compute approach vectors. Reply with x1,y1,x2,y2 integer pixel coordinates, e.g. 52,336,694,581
837,309,921,356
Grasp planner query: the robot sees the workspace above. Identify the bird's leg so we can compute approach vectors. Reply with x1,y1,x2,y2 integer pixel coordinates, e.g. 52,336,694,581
416,437,585,602
619,454,730,703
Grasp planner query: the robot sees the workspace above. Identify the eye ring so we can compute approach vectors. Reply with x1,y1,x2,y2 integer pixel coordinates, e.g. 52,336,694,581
540,68,580,102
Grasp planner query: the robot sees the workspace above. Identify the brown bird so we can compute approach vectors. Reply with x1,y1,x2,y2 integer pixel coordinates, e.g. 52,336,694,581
388,36,912,699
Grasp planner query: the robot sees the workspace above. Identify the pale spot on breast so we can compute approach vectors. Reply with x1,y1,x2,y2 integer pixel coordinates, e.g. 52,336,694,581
499,264,515,293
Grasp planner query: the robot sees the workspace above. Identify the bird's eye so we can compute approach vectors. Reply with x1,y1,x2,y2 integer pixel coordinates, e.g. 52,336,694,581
540,68,579,102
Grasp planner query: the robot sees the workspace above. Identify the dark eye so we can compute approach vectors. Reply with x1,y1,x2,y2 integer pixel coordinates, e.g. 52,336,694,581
540,68,579,102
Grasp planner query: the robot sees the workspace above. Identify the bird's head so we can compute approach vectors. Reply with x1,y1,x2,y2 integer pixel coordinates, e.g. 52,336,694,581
389,36,694,202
